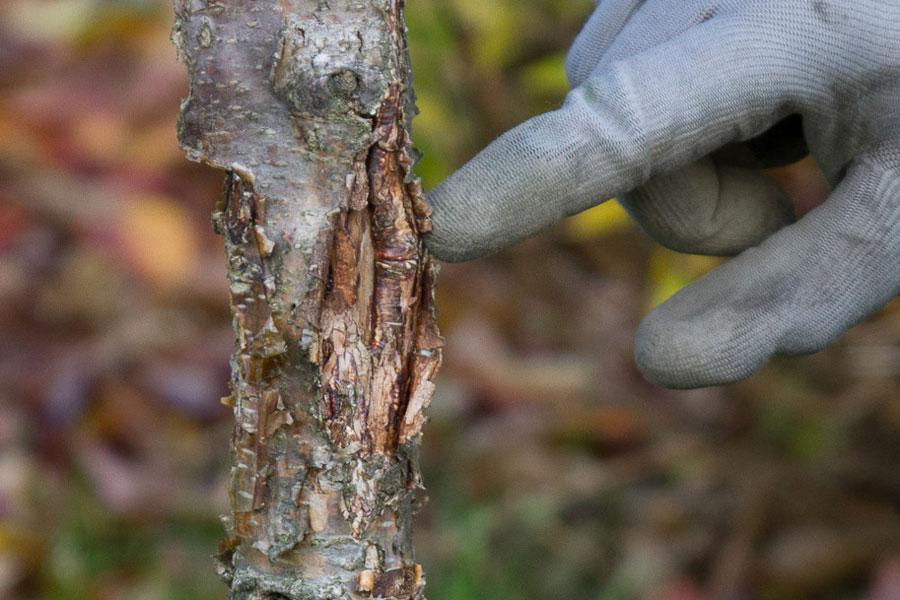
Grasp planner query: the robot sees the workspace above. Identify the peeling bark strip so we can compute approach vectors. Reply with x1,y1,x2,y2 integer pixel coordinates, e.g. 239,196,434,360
173,1,441,598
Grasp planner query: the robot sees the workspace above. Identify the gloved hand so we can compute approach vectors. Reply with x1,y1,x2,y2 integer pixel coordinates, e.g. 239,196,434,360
425,0,900,389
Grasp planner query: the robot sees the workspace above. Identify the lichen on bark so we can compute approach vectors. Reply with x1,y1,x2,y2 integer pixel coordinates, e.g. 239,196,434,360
172,1,441,598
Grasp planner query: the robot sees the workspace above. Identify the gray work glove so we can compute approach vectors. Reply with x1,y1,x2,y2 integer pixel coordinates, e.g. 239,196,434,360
425,0,900,389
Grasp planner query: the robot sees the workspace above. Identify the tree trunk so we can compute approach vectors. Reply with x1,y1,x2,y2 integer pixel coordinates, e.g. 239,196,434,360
172,2,442,598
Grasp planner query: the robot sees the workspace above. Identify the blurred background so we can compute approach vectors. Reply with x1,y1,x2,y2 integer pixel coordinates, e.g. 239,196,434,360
1,0,899,598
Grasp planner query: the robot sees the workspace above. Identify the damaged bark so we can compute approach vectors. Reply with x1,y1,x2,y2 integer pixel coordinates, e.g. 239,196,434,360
172,1,441,598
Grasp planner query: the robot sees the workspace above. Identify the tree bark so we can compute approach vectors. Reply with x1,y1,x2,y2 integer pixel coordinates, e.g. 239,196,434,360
172,2,441,598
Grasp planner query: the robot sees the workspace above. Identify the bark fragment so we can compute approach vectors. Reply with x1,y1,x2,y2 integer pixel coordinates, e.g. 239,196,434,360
173,1,441,598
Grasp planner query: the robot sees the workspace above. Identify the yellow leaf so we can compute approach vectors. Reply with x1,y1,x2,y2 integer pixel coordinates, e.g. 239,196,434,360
646,248,721,309
564,200,632,242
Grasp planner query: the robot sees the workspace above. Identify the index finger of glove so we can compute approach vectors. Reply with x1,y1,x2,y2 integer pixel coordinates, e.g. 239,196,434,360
426,20,810,262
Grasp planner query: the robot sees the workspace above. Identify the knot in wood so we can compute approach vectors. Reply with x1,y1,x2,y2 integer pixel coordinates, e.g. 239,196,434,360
271,14,391,120
329,69,359,96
